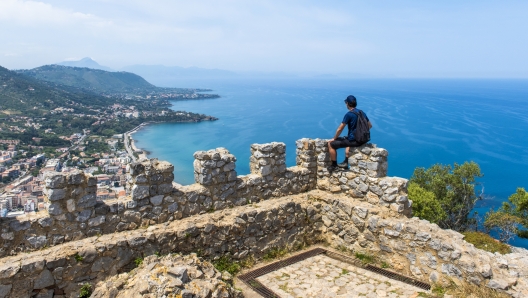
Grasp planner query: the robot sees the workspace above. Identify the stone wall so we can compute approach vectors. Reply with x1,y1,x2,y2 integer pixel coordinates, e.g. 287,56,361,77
0,196,319,298
313,139,411,216
4,139,398,257
1,192,527,298
4,138,525,296
311,191,528,297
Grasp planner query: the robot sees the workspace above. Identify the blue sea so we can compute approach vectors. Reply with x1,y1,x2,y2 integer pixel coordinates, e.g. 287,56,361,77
133,78,528,247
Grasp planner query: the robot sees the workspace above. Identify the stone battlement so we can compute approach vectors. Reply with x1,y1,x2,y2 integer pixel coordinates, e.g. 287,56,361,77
0,139,409,257
3,139,524,297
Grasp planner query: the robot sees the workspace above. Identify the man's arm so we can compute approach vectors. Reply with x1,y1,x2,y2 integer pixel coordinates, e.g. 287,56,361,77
368,121,372,129
332,123,346,140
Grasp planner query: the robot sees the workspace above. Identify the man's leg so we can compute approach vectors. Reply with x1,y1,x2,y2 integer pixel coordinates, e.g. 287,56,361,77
328,141,338,166
338,147,350,168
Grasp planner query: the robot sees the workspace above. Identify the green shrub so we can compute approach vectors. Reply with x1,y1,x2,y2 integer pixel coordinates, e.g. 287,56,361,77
409,162,482,232
78,283,92,298
134,257,143,267
485,187,528,242
462,231,511,254
213,256,241,275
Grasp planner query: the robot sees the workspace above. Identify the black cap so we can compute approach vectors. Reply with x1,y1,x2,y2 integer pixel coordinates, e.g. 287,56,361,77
344,95,357,105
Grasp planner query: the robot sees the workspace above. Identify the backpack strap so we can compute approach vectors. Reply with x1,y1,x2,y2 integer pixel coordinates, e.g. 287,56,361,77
350,109,362,117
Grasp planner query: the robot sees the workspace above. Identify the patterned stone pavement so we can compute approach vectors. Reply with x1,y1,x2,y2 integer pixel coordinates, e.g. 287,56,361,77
256,255,427,298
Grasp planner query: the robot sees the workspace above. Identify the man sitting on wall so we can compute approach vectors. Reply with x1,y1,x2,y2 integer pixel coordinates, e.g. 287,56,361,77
327,95,372,172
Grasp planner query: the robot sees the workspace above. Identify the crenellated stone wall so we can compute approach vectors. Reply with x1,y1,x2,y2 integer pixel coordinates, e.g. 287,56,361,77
0,140,317,257
313,139,411,216
4,138,528,297
1,192,527,298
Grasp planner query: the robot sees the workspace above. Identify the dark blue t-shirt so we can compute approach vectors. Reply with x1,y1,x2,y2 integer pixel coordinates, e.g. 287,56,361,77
342,109,369,141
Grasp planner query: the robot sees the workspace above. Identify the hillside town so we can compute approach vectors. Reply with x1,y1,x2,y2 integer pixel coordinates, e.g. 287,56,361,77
0,64,219,219
0,132,133,218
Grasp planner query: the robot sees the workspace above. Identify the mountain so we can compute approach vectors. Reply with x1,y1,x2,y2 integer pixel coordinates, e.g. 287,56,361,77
56,57,113,71
18,65,158,94
0,65,113,117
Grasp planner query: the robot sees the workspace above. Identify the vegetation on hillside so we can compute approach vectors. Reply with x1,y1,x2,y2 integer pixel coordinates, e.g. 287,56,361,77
0,65,218,150
408,161,483,232
16,65,218,98
407,161,527,253
485,188,528,242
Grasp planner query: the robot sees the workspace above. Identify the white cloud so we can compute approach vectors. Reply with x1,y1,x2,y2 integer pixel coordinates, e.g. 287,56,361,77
0,0,99,26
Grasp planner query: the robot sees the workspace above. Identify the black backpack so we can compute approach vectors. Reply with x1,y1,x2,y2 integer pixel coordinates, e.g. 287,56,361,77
351,109,370,144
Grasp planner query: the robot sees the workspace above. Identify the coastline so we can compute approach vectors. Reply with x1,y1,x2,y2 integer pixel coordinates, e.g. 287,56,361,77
124,117,217,162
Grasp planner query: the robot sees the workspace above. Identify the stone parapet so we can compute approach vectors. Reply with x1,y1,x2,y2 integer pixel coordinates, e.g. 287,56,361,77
0,141,318,257
0,139,408,258
0,192,527,297
0,195,318,298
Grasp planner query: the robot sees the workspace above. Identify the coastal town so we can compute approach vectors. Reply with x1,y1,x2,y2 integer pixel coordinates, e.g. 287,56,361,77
0,65,218,218
0,121,148,218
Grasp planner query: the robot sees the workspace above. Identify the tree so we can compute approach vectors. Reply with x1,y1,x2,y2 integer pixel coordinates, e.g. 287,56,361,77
485,188,528,242
409,161,483,232
407,183,446,224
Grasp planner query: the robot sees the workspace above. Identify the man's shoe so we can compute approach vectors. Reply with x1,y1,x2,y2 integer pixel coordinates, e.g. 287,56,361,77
337,162,349,169
327,165,338,173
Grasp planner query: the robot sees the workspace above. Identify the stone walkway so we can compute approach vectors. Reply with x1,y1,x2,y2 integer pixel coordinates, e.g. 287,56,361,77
256,255,427,298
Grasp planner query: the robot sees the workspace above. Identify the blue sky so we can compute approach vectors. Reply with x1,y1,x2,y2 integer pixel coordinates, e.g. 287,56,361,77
1,0,527,77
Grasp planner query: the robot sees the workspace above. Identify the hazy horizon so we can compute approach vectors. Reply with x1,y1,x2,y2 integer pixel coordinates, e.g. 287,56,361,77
2,1,528,78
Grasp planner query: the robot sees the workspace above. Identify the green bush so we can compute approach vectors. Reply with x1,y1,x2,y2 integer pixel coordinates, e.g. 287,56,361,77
78,283,92,298
409,161,482,231
408,183,446,224
485,187,528,242
213,255,241,275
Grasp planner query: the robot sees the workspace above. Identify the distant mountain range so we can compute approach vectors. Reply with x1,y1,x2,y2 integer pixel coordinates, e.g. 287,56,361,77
44,57,371,86
17,65,157,94
0,65,115,117
16,64,213,97
57,57,113,72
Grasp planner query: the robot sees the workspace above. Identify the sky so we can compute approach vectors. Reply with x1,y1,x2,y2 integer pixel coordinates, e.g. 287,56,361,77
1,0,528,78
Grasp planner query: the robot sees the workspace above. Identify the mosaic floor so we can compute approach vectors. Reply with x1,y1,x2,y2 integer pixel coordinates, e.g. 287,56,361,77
256,254,426,298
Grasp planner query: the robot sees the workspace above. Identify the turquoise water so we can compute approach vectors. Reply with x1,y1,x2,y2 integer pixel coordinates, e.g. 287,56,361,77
134,78,528,247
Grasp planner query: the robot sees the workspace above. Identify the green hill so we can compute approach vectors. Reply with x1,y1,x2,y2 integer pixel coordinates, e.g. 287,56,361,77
0,65,113,117
17,65,158,95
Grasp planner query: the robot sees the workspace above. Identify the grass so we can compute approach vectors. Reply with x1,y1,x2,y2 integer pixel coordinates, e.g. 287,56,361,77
354,252,375,264
462,231,511,254
74,254,84,262
336,245,349,253
263,247,288,261
78,283,92,298
134,257,143,267
213,255,241,275
381,261,390,268
240,255,256,268
418,280,511,298
278,282,289,292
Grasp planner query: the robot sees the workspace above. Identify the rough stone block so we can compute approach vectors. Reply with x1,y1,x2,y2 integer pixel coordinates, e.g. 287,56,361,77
87,177,97,186
33,269,54,289
76,210,92,222
27,236,47,249
131,185,150,201
46,188,66,202
44,174,65,189
88,216,106,227
67,172,84,185
150,195,164,206
47,203,63,216
77,193,97,209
